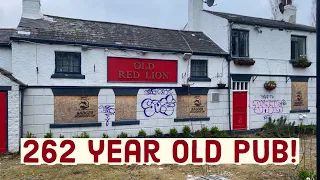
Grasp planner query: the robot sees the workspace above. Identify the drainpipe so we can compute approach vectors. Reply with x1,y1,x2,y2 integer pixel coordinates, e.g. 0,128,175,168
20,87,25,139
227,22,234,134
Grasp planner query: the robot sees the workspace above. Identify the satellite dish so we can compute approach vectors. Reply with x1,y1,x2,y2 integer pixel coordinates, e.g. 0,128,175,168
206,0,215,7
279,3,285,14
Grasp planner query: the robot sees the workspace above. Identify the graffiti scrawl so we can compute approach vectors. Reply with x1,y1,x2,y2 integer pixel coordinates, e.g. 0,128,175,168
141,95,176,117
99,105,115,127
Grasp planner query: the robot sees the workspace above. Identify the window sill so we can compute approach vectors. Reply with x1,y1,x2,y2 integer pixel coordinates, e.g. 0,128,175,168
112,120,140,126
188,77,211,82
174,117,210,122
290,110,311,114
50,122,102,129
51,73,85,79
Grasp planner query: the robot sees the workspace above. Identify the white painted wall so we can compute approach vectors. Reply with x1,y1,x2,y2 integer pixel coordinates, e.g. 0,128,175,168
230,24,316,76
11,42,228,87
199,11,230,53
23,88,229,138
241,77,316,129
185,10,229,53
0,47,12,72
0,74,20,153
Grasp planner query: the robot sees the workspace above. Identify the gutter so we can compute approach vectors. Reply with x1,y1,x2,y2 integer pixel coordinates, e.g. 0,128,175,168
10,37,229,58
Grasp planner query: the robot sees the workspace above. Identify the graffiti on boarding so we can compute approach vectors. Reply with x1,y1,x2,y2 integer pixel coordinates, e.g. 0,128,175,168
144,88,174,95
99,105,115,127
141,89,176,117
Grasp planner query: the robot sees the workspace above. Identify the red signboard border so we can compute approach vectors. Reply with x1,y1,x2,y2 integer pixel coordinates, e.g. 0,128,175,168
107,57,178,83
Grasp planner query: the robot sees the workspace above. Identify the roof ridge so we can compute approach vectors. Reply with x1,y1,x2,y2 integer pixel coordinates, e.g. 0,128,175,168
0,28,16,30
203,10,315,29
42,14,204,33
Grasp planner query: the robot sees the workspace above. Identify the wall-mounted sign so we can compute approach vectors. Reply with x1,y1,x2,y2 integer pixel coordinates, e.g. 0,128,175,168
107,57,178,83
177,95,208,118
54,96,98,124
291,82,308,111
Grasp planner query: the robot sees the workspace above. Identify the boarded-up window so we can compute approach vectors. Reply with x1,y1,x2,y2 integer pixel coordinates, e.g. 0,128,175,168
54,96,98,124
177,95,207,118
115,96,137,120
291,82,308,111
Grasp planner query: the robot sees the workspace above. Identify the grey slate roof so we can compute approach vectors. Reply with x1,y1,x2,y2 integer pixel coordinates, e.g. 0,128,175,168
204,10,316,33
0,29,15,46
11,15,228,56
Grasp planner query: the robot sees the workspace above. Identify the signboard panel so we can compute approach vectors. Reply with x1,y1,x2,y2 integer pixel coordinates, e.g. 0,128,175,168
54,96,98,124
107,57,178,83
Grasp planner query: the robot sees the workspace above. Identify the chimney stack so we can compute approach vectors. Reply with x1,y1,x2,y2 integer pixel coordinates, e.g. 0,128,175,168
275,0,296,23
22,0,43,19
187,0,203,31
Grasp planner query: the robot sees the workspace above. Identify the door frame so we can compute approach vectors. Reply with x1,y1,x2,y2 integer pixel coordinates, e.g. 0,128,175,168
0,90,8,153
232,81,250,130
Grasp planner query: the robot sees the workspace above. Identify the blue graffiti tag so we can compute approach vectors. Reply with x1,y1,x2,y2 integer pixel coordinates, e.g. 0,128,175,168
99,105,115,127
141,95,176,117
144,88,173,95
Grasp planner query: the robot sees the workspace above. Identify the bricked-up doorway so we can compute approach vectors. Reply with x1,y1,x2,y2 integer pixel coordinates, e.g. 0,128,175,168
0,91,7,153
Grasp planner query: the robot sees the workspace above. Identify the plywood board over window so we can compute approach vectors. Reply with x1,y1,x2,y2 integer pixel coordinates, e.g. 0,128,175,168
54,96,98,124
291,82,308,111
115,96,137,120
177,95,208,118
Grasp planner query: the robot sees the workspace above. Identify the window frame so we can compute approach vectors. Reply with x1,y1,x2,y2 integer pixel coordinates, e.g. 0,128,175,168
54,51,82,75
291,35,307,61
190,60,209,78
231,29,250,58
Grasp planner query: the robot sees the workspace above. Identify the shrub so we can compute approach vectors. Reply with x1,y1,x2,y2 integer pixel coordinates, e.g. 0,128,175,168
182,126,191,137
259,117,296,138
210,126,220,137
44,131,53,138
298,169,316,180
117,132,128,138
201,127,211,138
194,130,202,138
74,132,90,138
26,131,36,138
59,134,65,138
169,128,179,138
298,123,316,136
154,128,163,137
219,131,231,138
103,133,109,138
138,130,147,137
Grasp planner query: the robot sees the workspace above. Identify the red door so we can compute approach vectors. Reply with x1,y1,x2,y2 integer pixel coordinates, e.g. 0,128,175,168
233,92,248,130
0,92,7,153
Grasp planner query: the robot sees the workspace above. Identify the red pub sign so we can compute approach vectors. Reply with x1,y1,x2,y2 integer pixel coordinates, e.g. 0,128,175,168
107,57,178,83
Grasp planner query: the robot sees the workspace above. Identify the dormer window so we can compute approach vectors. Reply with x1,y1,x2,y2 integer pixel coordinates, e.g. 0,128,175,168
232,30,249,57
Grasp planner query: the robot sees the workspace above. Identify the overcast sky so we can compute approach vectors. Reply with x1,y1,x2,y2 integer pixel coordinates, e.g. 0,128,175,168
0,0,313,29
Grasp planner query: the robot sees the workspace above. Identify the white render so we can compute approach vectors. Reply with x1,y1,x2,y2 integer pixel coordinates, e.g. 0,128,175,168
0,74,20,152
22,0,43,19
23,87,229,138
185,1,316,129
15,42,229,138
0,47,12,72
11,42,228,87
